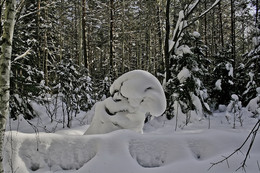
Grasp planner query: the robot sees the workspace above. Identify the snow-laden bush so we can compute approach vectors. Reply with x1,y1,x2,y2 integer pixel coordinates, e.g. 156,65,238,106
225,94,243,128
10,62,45,120
84,70,166,135
50,58,95,128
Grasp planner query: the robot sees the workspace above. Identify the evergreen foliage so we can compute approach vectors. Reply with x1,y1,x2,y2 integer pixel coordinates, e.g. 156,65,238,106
166,31,210,120
242,27,260,105
50,58,94,127
1,0,258,127
210,46,235,108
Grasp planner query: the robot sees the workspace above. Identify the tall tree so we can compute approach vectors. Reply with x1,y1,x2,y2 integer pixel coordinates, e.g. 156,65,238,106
0,0,16,171
109,0,114,77
82,0,88,69
165,0,171,82
231,0,236,79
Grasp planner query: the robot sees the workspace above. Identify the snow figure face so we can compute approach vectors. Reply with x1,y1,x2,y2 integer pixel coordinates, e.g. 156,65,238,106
84,70,166,135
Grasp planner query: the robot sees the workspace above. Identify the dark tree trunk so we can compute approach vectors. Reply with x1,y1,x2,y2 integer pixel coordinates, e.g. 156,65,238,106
165,0,170,82
82,0,88,69
109,0,114,77
231,0,236,76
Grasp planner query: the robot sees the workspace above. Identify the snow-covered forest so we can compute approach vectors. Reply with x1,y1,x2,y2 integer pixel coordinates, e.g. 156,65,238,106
0,0,260,172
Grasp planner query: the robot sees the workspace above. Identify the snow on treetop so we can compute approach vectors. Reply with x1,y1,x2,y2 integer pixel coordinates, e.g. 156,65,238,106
225,63,233,77
193,31,200,38
176,45,193,56
215,79,222,90
231,94,239,101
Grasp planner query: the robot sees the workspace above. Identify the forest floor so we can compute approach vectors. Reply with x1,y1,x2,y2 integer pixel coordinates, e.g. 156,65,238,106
4,103,260,173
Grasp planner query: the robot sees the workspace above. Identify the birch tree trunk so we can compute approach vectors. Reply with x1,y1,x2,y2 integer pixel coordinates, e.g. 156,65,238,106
0,0,16,172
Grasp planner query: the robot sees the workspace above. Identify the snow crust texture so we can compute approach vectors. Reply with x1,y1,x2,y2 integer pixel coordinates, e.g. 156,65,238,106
85,70,166,135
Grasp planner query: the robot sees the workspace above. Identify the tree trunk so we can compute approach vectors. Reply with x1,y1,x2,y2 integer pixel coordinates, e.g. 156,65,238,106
0,0,5,36
256,0,259,27
0,0,16,172
36,0,41,67
78,0,83,65
109,0,114,77
164,0,171,118
204,0,208,58
156,4,163,71
231,0,236,77
218,2,224,48
164,0,170,82
82,0,88,69
121,0,125,74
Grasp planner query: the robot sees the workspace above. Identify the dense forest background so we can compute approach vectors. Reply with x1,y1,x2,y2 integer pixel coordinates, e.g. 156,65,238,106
1,0,259,124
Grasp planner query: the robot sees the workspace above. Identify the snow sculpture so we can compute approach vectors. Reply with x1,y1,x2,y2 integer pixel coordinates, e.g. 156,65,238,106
84,70,166,135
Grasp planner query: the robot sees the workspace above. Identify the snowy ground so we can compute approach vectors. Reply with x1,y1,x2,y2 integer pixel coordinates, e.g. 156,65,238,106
4,105,260,173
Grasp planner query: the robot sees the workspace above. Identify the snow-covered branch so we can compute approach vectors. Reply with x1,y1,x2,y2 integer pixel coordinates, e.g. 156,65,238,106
186,0,222,29
169,0,221,53
11,48,31,63
17,1,58,20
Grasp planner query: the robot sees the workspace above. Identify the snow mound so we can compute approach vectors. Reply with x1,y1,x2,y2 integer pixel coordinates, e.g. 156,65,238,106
85,70,166,135
4,127,260,173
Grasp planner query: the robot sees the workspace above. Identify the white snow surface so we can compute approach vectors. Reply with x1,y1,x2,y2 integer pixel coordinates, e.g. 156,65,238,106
176,45,193,56
225,63,234,77
177,67,191,83
231,94,239,101
4,109,260,173
215,79,222,90
85,70,166,135
193,31,200,38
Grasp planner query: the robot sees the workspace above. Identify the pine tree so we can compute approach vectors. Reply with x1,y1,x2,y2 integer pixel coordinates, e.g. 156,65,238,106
166,31,210,123
211,46,235,108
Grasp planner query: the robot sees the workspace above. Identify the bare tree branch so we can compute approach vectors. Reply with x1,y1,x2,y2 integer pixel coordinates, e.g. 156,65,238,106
209,120,260,172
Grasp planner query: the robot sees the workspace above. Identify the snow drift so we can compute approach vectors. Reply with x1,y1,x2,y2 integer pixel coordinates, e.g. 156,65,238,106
4,124,260,173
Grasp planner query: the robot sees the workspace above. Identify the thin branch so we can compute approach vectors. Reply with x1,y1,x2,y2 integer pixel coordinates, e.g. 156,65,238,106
17,1,58,21
208,120,260,171
236,120,260,171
